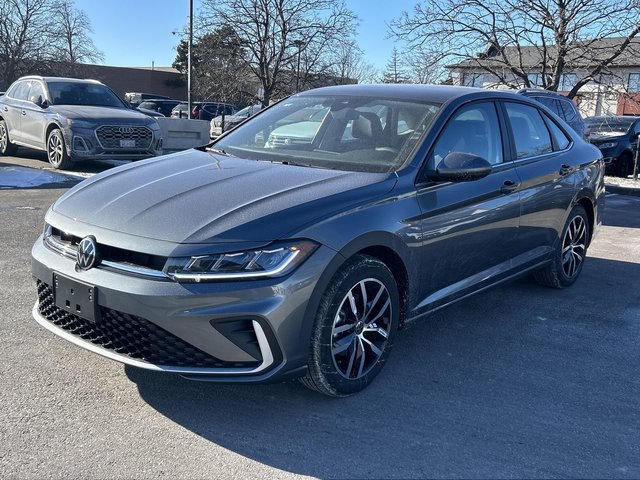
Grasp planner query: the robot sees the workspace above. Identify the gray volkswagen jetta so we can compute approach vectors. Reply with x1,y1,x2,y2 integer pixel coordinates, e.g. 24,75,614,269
32,84,604,396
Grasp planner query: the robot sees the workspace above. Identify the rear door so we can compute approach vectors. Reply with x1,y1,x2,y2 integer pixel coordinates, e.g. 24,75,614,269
412,101,522,313
1,80,30,143
501,100,576,258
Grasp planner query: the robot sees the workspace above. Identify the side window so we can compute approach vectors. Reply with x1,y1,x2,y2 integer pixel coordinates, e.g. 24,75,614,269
533,96,562,117
28,82,45,103
559,100,579,123
432,102,503,166
543,115,571,150
10,81,30,100
505,102,553,159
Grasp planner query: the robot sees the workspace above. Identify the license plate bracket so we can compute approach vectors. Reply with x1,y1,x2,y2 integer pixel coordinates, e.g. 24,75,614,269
53,273,98,322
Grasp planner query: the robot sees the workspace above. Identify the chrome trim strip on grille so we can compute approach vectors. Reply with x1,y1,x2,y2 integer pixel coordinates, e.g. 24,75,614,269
32,302,275,375
43,232,168,279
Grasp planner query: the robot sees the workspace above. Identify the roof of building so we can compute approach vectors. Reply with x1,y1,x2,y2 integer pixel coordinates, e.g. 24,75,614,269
448,37,640,70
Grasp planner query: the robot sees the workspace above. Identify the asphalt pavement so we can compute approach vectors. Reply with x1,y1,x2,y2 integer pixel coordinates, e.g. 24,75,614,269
1,156,639,479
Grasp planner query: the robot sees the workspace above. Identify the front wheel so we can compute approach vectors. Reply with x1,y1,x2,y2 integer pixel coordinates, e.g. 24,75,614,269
300,255,400,397
615,153,632,178
533,204,590,289
0,119,18,156
47,128,73,169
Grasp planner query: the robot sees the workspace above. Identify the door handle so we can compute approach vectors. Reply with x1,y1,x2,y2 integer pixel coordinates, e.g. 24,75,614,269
21,110,26,116
500,180,520,194
559,164,571,176
2,106,7,112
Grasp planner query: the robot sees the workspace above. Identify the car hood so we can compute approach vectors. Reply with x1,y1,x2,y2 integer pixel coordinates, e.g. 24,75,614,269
589,132,627,142
50,105,153,123
51,149,395,244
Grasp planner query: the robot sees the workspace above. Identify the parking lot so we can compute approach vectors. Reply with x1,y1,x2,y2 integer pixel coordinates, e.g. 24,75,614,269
1,153,639,478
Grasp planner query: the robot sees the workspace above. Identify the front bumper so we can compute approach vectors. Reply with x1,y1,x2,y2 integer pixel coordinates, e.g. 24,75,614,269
32,236,336,382
63,125,163,161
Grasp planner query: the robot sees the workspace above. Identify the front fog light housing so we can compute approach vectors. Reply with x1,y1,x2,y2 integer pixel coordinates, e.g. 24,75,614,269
164,240,318,282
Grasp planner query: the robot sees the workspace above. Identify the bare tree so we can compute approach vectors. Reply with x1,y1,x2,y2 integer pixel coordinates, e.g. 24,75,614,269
200,0,357,106
0,0,103,88
0,0,57,88
390,0,640,98
330,39,379,84
51,0,103,74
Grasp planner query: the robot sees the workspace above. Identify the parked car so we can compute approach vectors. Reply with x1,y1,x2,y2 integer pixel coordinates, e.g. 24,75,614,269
124,92,171,108
585,115,640,177
138,99,182,117
171,102,236,120
210,104,262,138
0,76,163,169
137,107,165,118
31,85,604,397
517,88,589,140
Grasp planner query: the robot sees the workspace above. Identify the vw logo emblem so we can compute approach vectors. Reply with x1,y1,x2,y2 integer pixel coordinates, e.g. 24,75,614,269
76,236,98,270
119,126,133,134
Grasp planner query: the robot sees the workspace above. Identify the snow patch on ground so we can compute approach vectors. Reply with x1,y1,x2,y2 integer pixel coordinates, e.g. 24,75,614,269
0,166,82,188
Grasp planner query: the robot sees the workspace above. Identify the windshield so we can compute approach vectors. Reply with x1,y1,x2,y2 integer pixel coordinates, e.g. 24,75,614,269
213,95,440,173
48,82,126,108
587,117,635,133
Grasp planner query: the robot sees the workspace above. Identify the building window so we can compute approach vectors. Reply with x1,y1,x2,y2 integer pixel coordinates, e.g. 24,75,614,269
527,73,541,87
462,73,484,87
628,73,640,92
559,73,578,91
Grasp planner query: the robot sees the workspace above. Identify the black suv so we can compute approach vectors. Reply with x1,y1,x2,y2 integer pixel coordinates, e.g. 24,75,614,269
138,99,181,117
517,89,588,140
586,116,640,177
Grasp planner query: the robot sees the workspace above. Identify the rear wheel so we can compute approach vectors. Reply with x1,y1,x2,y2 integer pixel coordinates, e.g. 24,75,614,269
533,204,589,289
301,255,400,397
47,128,73,169
0,119,18,156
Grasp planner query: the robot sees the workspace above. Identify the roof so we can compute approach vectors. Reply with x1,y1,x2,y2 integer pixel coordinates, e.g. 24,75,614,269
297,83,501,104
448,37,640,70
18,75,102,84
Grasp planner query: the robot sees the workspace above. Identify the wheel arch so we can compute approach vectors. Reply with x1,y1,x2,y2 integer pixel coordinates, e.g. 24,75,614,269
575,194,595,246
300,232,411,356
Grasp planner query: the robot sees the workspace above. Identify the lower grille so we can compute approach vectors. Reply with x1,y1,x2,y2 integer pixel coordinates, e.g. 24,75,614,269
95,125,152,150
36,281,258,369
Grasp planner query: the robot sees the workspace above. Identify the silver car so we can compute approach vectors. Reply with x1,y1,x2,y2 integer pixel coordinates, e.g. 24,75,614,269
0,76,163,169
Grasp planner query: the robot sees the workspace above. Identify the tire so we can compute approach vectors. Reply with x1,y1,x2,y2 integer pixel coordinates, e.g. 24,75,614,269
300,254,400,397
533,204,590,289
615,153,632,178
46,128,73,169
0,119,18,156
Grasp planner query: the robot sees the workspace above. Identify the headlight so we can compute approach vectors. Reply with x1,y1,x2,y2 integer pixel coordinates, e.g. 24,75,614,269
67,118,95,129
163,240,318,282
598,142,617,149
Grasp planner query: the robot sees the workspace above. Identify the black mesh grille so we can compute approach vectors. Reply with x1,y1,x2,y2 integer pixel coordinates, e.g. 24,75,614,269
36,281,259,369
95,125,152,150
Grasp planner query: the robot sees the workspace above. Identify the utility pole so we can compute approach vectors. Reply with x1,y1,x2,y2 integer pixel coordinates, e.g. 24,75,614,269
187,0,193,119
294,40,304,92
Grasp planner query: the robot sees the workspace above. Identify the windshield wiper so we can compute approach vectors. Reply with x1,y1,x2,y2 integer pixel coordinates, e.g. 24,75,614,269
206,147,236,157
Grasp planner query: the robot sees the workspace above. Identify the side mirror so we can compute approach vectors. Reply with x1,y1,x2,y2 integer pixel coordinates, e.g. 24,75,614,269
436,152,493,181
31,95,47,108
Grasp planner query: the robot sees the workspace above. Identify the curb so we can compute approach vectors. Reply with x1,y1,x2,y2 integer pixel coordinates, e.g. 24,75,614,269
605,183,640,197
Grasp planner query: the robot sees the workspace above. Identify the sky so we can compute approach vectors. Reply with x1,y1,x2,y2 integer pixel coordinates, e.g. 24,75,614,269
73,0,417,72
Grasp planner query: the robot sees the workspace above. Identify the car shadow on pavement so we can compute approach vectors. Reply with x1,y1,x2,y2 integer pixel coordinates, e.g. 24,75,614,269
125,256,640,478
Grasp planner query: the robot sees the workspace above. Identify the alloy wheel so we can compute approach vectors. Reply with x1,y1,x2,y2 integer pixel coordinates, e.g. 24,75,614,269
48,132,64,165
0,123,7,153
561,215,586,278
331,278,392,380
